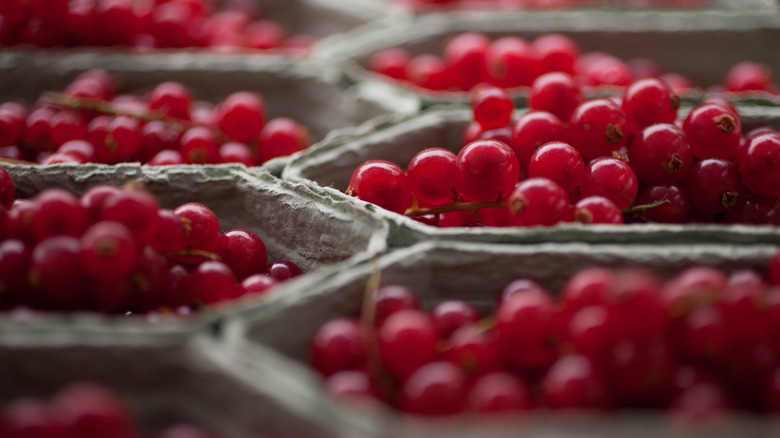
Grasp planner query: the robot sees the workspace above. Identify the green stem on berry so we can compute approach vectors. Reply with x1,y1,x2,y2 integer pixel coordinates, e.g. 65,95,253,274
404,200,506,218
620,199,671,214
163,249,222,261
42,92,195,128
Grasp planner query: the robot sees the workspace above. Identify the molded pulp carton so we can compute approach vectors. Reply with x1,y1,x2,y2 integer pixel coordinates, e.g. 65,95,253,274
283,106,780,246
219,240,780,438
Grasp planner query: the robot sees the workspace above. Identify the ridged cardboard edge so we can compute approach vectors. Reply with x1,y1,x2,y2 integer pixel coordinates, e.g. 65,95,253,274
312,9,780,107
282,106,780,247
217,240,780,438
0,163,389,334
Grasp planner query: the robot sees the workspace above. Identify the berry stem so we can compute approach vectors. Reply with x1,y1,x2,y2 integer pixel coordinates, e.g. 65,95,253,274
42,92,195,128
620,199,671,214
404,200,505,218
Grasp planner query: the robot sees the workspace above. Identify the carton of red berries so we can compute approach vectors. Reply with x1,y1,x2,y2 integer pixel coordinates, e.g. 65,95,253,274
314,12,780,107
217,239,780,437
0,0,396,55
0,58,420,171
282,95,780,245
0,162,388,320
0,323,338,438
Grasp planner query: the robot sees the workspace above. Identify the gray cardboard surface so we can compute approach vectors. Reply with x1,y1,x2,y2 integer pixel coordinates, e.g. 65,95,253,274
221,240,780,438
283,106,780,246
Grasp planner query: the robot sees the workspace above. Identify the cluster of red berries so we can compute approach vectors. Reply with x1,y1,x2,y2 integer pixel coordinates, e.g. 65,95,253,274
0,70,311,166
395,0,706,10
0,168,301,314
0,382,220,438
310,258,780,416
368,32,778,94
347,78,780,226
0,0,314,53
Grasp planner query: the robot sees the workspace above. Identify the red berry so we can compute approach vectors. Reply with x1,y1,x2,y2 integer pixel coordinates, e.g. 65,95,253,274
507,177,570,227
0,166,16,210
257,117,310,163
528,141,584,193
265,260,301,281
310,318,366,376
401,361,466,415
347,160,412,215
622,78,680,134
216,228,267,279
378,309,438,380
456,139,520,202
217,91,265,143
628,123,694,185
681,158,743,217
533,33,579,75
724,61,773,93
568,99,629,160
430,299,480,338
511,110,568,172
369,48,411,81
468,371,532,413
542,355,611,410
529,72,583,122
683,103,742,160
573,196,624,224
496,291,557,372
443,32,490,91
406,148,458,207
470,85,514,130
187,261,237,305
738,131,780,197
148,82,191,120
486,36,540,88
30,189,89,242
580,157,638,210
180,127,220,164
374,284,421,327
80,221,139,280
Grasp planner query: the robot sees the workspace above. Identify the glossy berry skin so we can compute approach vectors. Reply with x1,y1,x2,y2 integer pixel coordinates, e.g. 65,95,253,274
378,310,439,381
401,361,466,416
471,86,514,130
29,236,91,309
446,324,503,377
683,103,742,160
324,370,379,403
310,318,366,376
240,274,278,297
682,158,743,216
581,55,633,88
738,131,780,197
574,196,624,224
80,221,139,280
369,48,410,80
187,261,238,305
148,81,191,120
496,291,557,372
528,141,584,193
265,260,302,281
174,203,221,254
217,91,265,143
30,189,89,242
542,355,611,410
215,229,267,279
507,177,570,227
348,160,412,215
628,123,693,185
406,55,451,91
529,72,583,122
622,78,680,134
406,148,458,207
180,127,220,164
375,284,421,326
100,189,160,244
580,157,638,210
468,371,532,413
258,117,310,163
430,299,480,338
724,193,780,225
443,32,490,91
486,36,540,88
533,33,579,76
725,61,773,92
568,99,629,160
511,110,568,171
456,139,520,202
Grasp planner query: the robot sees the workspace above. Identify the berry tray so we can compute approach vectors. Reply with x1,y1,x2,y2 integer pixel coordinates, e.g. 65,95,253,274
218,240,780,438
315,10,780,107
0,55,420,172
0,327,336,438
1,163,389,322
282,106,780,246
